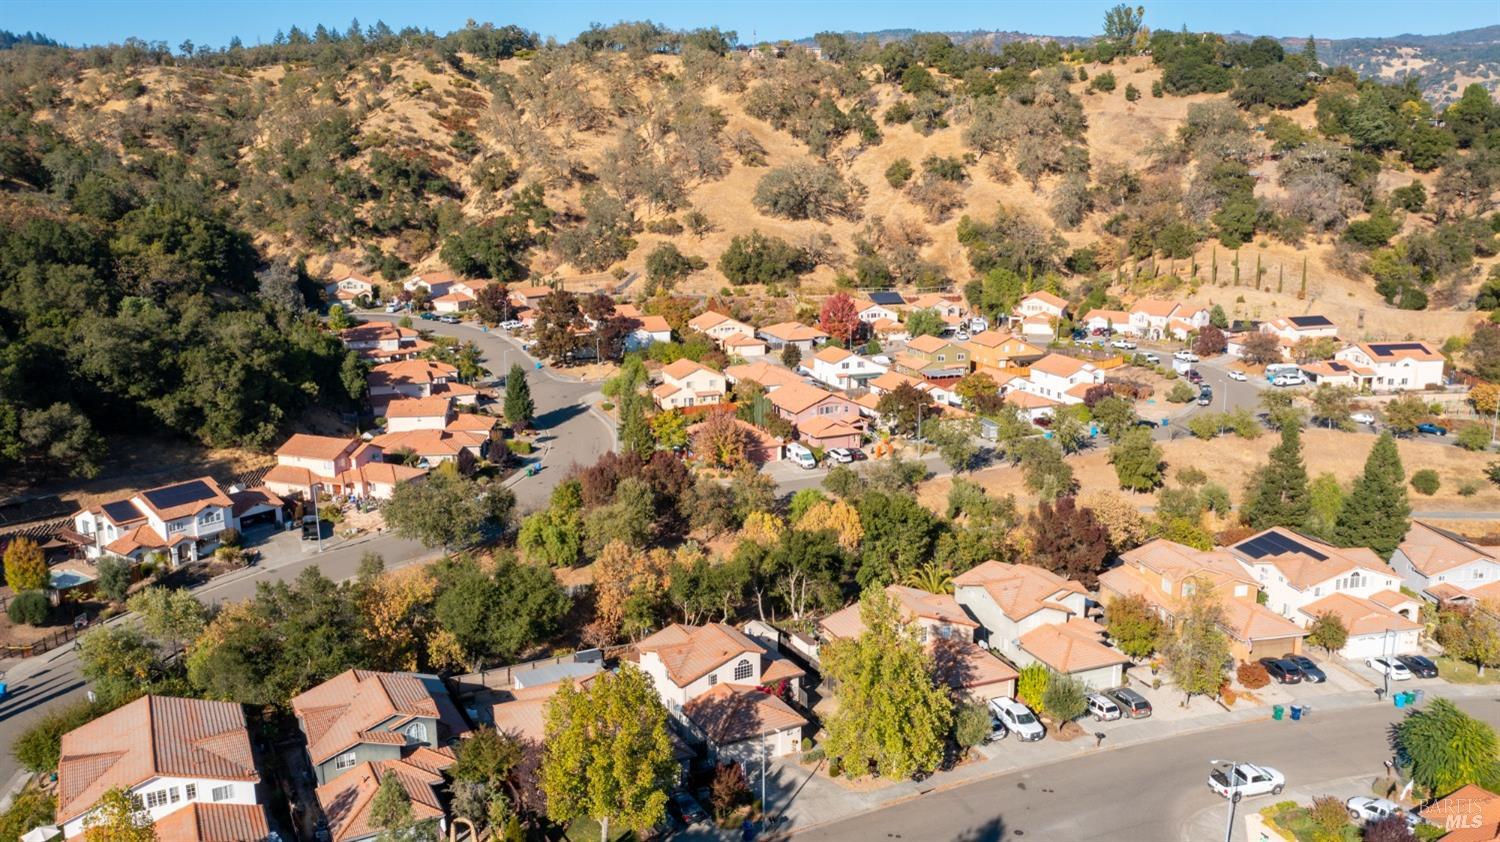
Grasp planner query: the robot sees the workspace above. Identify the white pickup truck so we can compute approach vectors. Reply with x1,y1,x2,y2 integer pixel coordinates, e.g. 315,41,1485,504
1208,760,1285,799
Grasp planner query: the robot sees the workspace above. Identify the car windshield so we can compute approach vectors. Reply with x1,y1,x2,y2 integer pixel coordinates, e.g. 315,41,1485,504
1014,711,1036,725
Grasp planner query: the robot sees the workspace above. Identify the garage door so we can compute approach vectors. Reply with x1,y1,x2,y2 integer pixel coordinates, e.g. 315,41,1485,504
238,509,280,528
1342,631,1419,660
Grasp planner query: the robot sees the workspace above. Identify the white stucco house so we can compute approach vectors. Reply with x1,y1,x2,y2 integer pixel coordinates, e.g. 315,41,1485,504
1332,342,1445,391
1226,528,1405,619
74,477,238,566
805,346,887,391
652,359,727,409
1018,353,1104,405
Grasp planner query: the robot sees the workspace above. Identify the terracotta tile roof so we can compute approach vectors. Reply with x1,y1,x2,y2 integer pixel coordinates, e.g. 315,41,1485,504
1004,390,1059,409
1420,784,1500,842
1029,354,1091,378
153,804,270,842
1080,308,1130,324
1018,621,1130,674
291,670,467,766
906,334,952,354
103,523,169,556
652,382,687,401
870,371,922,392
369,359,457,387
758,322,828,342
317,760,445,842
263,464,317,489
682,684,807,746
819,585,977,640
636,315,671,333
488,676,599,744
1218,599,1309,643
336,462,428,488
1298,593,1422,637
767,382,844,414
761,655,806,685
1020,290,1068,309
1120,539,1256,588
368,429,482,458
908,293,961,310
689,311,739,331
939,639,1020,692
1132,298,1181,318
724,362,805,390
662,358,719,382
445,413,498,433
796,416,862,440
872,318,907,334
276,434,358,462
1397,521,1499,577
812,346,853,364
1428,582,1469,601
636,623,765,686
384,397,452,419
509,284,553,299
339,324,416,345
58,696,258,824
722,334,766,348
953,561,1087,622
1367,589,1415,611
1301,360,1370,378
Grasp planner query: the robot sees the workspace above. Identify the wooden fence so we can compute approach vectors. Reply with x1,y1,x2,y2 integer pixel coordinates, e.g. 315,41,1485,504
0,623,83,659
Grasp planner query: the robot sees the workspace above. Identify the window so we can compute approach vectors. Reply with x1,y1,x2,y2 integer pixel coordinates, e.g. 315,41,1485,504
201,510,223,525
185,784,197,800
169,787,181,804
211,785,233,803
404,721,428,743
167,519,186,534
145,790,169,809
707,673,717,686
734,659,753,681
335,751,358,770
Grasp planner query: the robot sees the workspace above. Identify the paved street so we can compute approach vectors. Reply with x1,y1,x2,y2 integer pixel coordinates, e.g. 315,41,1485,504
792,694,1500,842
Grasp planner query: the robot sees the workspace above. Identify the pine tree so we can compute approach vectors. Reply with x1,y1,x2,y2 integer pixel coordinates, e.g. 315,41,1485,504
1302,35,1318,64
1245,424,1312,530
619,395,654,458
1332,433,1411,558
503,364,534,430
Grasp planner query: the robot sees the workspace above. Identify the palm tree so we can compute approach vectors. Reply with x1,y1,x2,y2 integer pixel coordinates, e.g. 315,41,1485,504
905,562,955,595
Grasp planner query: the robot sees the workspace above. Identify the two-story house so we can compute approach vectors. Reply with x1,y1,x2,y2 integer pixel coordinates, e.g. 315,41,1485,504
892,334,970,379
367,359,477,408
805,346,887,391
325,273,377,306
689,311,756,343
1261,315,1339,346
338,324,429,364
853,296,903,325
953,561,1127,690
757,322,829,354
1019,354,1104,405
1393,520,1500,604
963,331,1046,374
819,584,1019,701
652,359,728,410
75,477,237,567
1010,291,1068,340
1129,299,1209,340
906,293,967,328
1333,342,1445,391
724,361,806,392
264,434,370,499
1078,308,1131,335
636,623,808,764
766,382,862,438
1100,539,1308,662
506,284,553,311
57,695,269,842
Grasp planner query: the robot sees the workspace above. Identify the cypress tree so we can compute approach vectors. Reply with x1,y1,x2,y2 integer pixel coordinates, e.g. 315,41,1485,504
1277,264,1284,294
1211,248,1218,284
1255,253,1262,290
619,394,654,458
1245,424,1311,530
1332,433,1411,558
503,363,535,430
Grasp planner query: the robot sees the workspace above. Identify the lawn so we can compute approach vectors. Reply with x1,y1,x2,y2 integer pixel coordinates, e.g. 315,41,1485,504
1435,656,1500,684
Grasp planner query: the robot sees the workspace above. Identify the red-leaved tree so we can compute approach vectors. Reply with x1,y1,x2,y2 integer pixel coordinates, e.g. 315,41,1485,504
1027,496,1110,588
819,292,860,345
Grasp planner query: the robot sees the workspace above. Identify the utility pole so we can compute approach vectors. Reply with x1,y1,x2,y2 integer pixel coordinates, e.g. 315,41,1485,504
310,483,325,554
1223,790,1242,842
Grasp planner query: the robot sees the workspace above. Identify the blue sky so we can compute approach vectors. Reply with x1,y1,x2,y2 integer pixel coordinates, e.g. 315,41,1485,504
6,0,1497,50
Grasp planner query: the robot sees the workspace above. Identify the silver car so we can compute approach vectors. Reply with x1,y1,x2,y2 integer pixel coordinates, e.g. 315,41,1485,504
1086,693,1122,721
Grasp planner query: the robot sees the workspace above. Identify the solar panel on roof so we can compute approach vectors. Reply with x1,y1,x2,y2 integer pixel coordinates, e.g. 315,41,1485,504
141,479,215,510
101,500,144,523
868,291,906,306
1369,342,1427,357
1288,315,1332,327
1234,530,1327,561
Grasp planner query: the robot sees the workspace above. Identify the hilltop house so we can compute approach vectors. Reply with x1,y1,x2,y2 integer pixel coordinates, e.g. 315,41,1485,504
1010,291,1068,340
1392,521,1500,604
906,293,967,327
338,324,429,363
1332,342,1445,391
892,334,970,379
854,296,903,324
689,311,756,343
652,359,727,410
805,346,887,391
757,322,828,354
57,695,269,842
1261,315,1338,345
74,477,238,566
264,433,429,501
1129,299,1209,340
953,562,1128,690
819,584,1019,701
326,273,377,306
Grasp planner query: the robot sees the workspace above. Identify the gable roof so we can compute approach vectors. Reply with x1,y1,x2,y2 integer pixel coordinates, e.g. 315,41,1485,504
689,311,746,332
1228,527,1387,590
316,759,448,842
1020,290,1068,309
953,561,1088,622
683,684,807,746
1355,341,1443,362
383,397,453,419
819,585,978,641
1080,308,1130,324
291,670,466,766
58,696,258,824
636,623,765,686
1018,621,1130,674
369,359,457,387
1397,521,1500,576
724,362,805,390
1132,298,1181,318
1297,592,1422,637
1029,354,1092,378
812,346,853,364
766,382,845,414
758,321,828,342
277,434,360,462
796,416,862,440
661,358,720,382
153,804,270,842
1218,599,1309,643
131,477,235,521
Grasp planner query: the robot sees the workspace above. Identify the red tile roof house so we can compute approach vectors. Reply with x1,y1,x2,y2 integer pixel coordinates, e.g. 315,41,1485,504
264,434,428,502
57,695,270,842
688,311,756,343
74,477,239,567
635,623,809,763
687,415,786,463
755,321,829,354
325,273,377,305
366,360,477,407
819,584,1019,702
766,382,861,430
292,670,468,842
1018,354,1104,406
337,324,430,364
651,359,728,410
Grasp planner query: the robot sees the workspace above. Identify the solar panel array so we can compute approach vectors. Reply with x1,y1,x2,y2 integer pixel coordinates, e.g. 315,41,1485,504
868,291,906,306
101,500,144,523
141,479,215,511
1368,342,1427,357
1233,530,1327,561
1288,315,1333,328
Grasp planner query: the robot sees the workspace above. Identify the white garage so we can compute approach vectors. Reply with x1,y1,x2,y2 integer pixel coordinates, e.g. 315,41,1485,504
1297,593,1422,660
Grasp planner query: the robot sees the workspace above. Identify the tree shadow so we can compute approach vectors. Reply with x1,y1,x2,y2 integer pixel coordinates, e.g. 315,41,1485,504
532,403,589,431
929,637,980,697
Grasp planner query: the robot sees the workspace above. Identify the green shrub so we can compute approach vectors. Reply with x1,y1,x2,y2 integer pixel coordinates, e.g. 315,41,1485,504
7,591,48,626
884,159,914,188
1166,381,1197,403
1460,480,1482,497
1457,424,1492,451
1410,469,1440,495
1090,71,1117,93
0,784,55,842
13,699,101,773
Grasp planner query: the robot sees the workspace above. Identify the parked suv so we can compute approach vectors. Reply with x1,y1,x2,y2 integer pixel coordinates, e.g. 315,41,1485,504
1258,657,1304,684
1106,687,1152,718
1281,654,1326,683
1086,693,1122,722
988,697,1046,742
1397,654,1438,678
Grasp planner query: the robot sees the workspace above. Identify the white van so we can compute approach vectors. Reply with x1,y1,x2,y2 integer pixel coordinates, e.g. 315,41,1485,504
786,443,818,470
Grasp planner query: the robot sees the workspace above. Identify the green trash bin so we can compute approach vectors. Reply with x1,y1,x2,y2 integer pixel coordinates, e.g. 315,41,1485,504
1272,705,1284,720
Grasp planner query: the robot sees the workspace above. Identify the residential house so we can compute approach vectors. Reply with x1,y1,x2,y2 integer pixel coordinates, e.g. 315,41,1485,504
906,293,967,327
315,759,451,842
688,415,784,463
689,311,756,343
1100,539,1308,661
338,324,429,363
1226,528,1404,619
74,477,237,566
819,584,1019,701
1078,308,1132,335
1262,315,1338,345
1019,354,1104,405
721,333,768,358
1392,521,1500,603
326,273,377,306
953,561,1127,690
614,306,673,351
507,284,554,311
652,359,728,410
367,429,483,471
806,346,887,391
367,360,476,407
290,669,468,787
384,397,455,433
766,382,862,433
964,332,1046,374
1333,342,1445,391
430,278,496,314
1004,389,1060,423
892,334,970,379
1419,785,1500,842
1298,360,1372,388
635,624,808,762
867,370,924,397
1295,593,1423,659
854,297,902,325
795,416,864,451
870,317,910,343
264,434,373,499
1129,299,1209,340
1010,291,1068,340
757,321,828,354
724,361,806,392
57,695,269,842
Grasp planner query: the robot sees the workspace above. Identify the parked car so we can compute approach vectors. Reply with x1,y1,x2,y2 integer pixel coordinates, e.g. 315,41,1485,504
1416,422,1448,436
1071,329,1088,341
845,448,868,461
787,443,818,470
1197,388,1213,406
1174,350,1200,362
1272,374,1305,387
1258,657,1304,684
669,790,708,825
1208,760,1285,799
1228,369,1248,382
1397,654,1438,678
499,319,523,331
988,697,1046,742
1346,797,1420,828
1112,338,1137,350
827,448,855,464
1106,687,1152,718
1133,419,1160,430
439,314,460,324
986,713,1009,743
384,302,403,313
1143,352,1160,364
1366,656,1413,681
1282,654,1327,683
300,519,321,542
1185,370,1204,384
1351,411,1377,426
955,331,971,342
1086,693,1122,722
419,312,437,320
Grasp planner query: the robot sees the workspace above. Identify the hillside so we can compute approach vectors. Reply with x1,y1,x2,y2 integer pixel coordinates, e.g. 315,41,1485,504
1,22,1498,478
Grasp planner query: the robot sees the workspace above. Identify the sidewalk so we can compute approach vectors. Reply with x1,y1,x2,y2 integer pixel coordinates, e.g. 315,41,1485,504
743,683,1495,839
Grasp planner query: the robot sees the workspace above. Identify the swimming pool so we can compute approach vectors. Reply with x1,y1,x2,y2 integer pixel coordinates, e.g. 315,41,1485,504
49,569,95,589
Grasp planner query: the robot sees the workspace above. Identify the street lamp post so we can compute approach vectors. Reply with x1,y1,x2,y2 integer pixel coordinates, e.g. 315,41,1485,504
1223,790,1242,842
309,483,325,554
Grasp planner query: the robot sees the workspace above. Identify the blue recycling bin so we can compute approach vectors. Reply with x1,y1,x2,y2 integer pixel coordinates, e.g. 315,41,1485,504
1089,425,1099,438
1289,705,1302,721
1394,692,1407,708
1044,430,1053,439
534,361,543,370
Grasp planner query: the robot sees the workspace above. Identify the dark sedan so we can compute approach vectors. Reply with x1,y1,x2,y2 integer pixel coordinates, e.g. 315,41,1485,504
1281,654,1327,683
1397,654,1439,678
1259,657,1304,684
669,790,708,825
